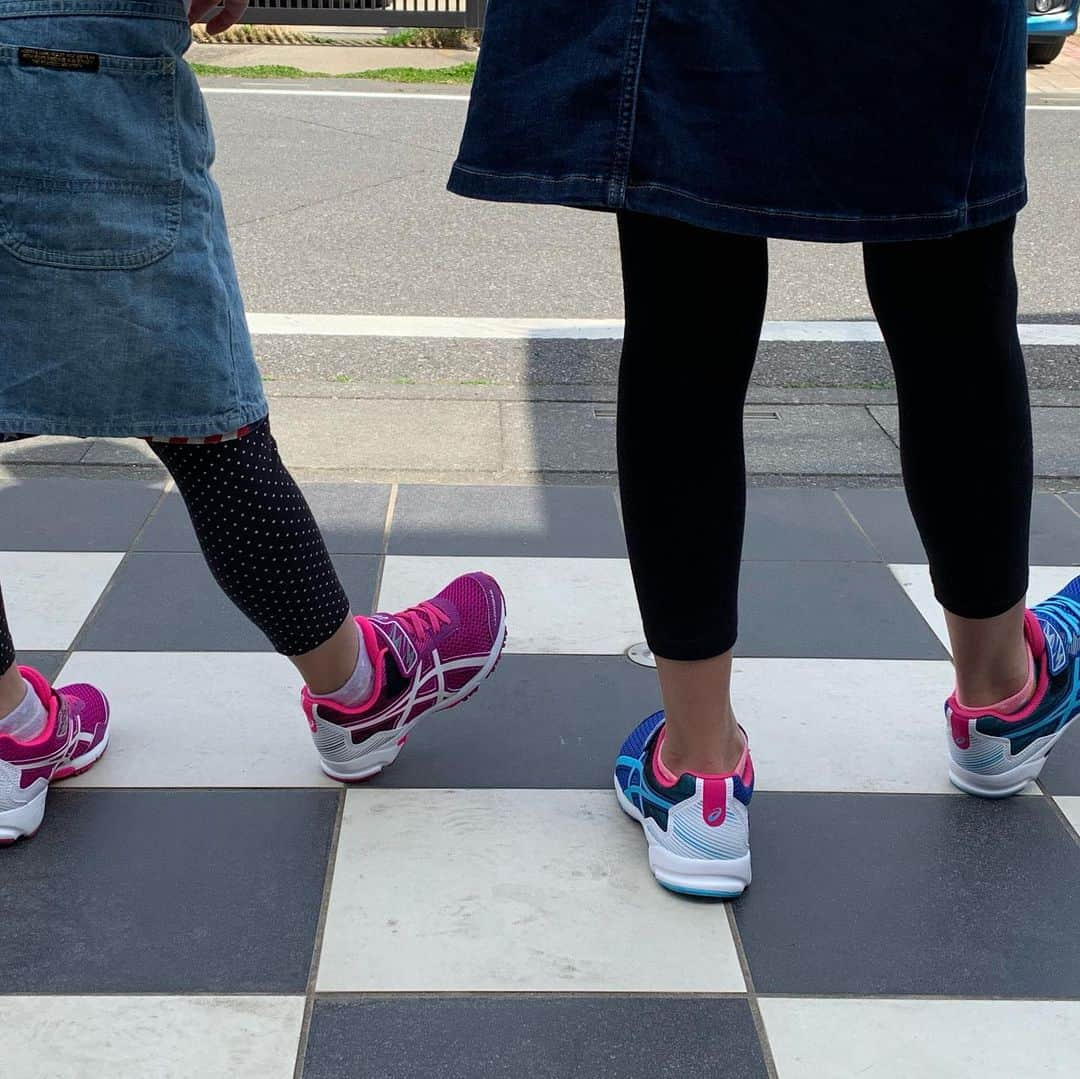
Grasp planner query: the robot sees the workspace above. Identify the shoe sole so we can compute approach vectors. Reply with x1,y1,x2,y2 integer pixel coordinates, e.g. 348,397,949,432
949,722,1074,799
0,729,110,845
320,611,509,783
613,779,751,898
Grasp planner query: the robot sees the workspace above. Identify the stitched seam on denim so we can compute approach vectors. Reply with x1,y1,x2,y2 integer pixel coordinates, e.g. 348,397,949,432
0,175,176,195
608,0,653,208
626,180,1028,223
0,403,271,438
452,164,606,184
0,46,175,72
0,2,185,19
0,57,182,268
962,2,1014,217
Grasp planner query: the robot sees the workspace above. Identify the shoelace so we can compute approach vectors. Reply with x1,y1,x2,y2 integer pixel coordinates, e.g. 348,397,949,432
396,601,451,642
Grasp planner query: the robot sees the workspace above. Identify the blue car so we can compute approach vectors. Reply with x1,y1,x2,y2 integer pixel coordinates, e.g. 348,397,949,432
1029,0,1079,65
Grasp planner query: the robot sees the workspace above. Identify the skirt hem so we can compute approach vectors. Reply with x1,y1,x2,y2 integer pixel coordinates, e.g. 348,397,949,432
448,166,1028,243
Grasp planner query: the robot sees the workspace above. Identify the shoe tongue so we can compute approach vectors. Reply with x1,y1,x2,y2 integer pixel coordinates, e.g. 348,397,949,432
369,615,419,677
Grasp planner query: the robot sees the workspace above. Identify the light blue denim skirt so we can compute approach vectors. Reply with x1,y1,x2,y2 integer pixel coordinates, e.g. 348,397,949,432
0,0,266,439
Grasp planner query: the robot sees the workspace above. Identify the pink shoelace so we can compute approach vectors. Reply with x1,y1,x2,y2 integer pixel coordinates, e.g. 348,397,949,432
395,601,451,642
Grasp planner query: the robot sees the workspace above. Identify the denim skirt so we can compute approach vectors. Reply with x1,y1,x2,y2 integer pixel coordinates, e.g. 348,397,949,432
0,0,266,440
450,0,1029,242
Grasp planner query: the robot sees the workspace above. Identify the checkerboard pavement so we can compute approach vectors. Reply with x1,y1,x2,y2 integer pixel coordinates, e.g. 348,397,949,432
2,478,1080,1078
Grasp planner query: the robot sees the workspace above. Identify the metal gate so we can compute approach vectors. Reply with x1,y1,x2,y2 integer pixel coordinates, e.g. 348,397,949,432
242,0,486,30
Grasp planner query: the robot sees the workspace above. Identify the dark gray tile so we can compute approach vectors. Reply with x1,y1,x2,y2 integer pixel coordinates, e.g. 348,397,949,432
1038,722,1080,796
389,484,625,557
737,561,948,659
79,552,379,651
840,489,1080,566
0,478,161,551
135,484,390,553
1064,493,1080,516
371,655,661,789
15,652,67,682
303,997,767,1079
734,793,1080,996
0,789,337,992
743,489,878,562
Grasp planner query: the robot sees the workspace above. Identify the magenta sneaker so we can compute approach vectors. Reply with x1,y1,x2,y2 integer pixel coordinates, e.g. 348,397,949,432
302,572,507,782
0,667,110,845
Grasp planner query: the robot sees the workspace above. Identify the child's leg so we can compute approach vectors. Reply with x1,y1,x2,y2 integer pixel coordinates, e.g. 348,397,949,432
616,211,769,774
149,421,362,695
0,586,25,716
863,217,1032,706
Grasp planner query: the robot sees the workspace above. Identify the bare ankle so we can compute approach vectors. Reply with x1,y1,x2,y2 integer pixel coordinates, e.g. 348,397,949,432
661,714,745,777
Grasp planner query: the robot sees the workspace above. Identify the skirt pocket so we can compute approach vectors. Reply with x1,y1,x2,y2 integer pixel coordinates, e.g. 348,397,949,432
0,42,181,270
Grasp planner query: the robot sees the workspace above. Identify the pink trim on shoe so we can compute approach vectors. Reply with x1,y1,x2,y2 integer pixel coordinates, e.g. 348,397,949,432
301,616,388,729
2,667,59,749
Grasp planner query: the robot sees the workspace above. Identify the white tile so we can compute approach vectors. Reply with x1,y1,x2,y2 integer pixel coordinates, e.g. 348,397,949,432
59,652,335,788
1054,796,1080,835
0,995,304,1079
377,555,644,655
760,997,1080,1079
890,564,1079,654
318,788,745,992
733,658,957,793
0,551,123,649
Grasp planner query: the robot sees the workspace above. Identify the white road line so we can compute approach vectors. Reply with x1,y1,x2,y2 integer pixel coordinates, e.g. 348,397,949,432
200,87,470,102
246,315,1080,345
201,87,1080,111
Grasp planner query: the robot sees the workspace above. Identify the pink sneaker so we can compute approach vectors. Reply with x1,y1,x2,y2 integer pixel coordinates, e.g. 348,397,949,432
0,667,110,845
302,573,508,782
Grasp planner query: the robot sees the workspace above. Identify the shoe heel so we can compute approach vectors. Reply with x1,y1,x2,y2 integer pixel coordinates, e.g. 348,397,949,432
0,788,48,845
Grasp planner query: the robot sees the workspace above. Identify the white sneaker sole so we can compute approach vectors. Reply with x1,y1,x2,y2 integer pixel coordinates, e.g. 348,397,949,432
614,780,752,898
0,729,110,844
948,724,1072,799
320,614,508,783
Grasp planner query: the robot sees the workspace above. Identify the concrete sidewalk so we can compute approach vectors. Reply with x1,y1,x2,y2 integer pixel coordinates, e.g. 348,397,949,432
188,42,474,73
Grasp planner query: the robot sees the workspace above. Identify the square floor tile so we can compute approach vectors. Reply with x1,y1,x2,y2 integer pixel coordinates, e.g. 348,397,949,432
733,793,1080,995
0,479,161,551
1054,796,1080,835
1064,493,1080,516
136,485,389,554
1040,728,1080,796
80,552,379,651
760,998,1080,1079
370,654,661,789
842,490,1080,565
16,651,67,681
891,564,1079,654
737,562,947,659
303,997,767,1079
317,789,745,992
0,789,337,992
60,653,334,788
389,484,625,558
0,996,304,1079
0,552,122,650
743,489,878,562
731,658,962,793
378,556,644,655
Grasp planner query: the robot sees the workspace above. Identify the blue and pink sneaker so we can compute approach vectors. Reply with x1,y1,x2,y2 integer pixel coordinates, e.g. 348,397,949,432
615,711,753,897
302,573,507,782
947,576,1080,798
0,667,110,845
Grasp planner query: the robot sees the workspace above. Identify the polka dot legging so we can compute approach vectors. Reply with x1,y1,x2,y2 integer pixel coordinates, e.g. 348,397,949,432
0,419,351,672
150,419,352,656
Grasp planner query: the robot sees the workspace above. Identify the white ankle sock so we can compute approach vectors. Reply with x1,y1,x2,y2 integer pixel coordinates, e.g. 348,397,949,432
322,622,375,707
0,678,48,741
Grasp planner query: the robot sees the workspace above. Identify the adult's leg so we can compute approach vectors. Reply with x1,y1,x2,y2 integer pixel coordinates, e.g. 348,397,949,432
864,217,1032,706
616,211,769,773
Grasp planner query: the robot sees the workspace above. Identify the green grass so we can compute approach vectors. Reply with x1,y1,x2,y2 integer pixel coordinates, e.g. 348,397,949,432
190,62,476,85
380,29,422,47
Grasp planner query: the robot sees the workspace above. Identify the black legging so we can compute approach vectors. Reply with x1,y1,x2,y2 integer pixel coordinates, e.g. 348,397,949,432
0,420,350,675
617,212,1033,662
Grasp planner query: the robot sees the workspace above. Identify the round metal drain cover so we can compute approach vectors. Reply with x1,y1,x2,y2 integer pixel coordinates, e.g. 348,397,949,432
626,642,656,668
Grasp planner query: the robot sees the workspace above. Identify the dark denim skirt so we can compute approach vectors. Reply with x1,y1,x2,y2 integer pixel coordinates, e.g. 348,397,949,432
449,0,1029,242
